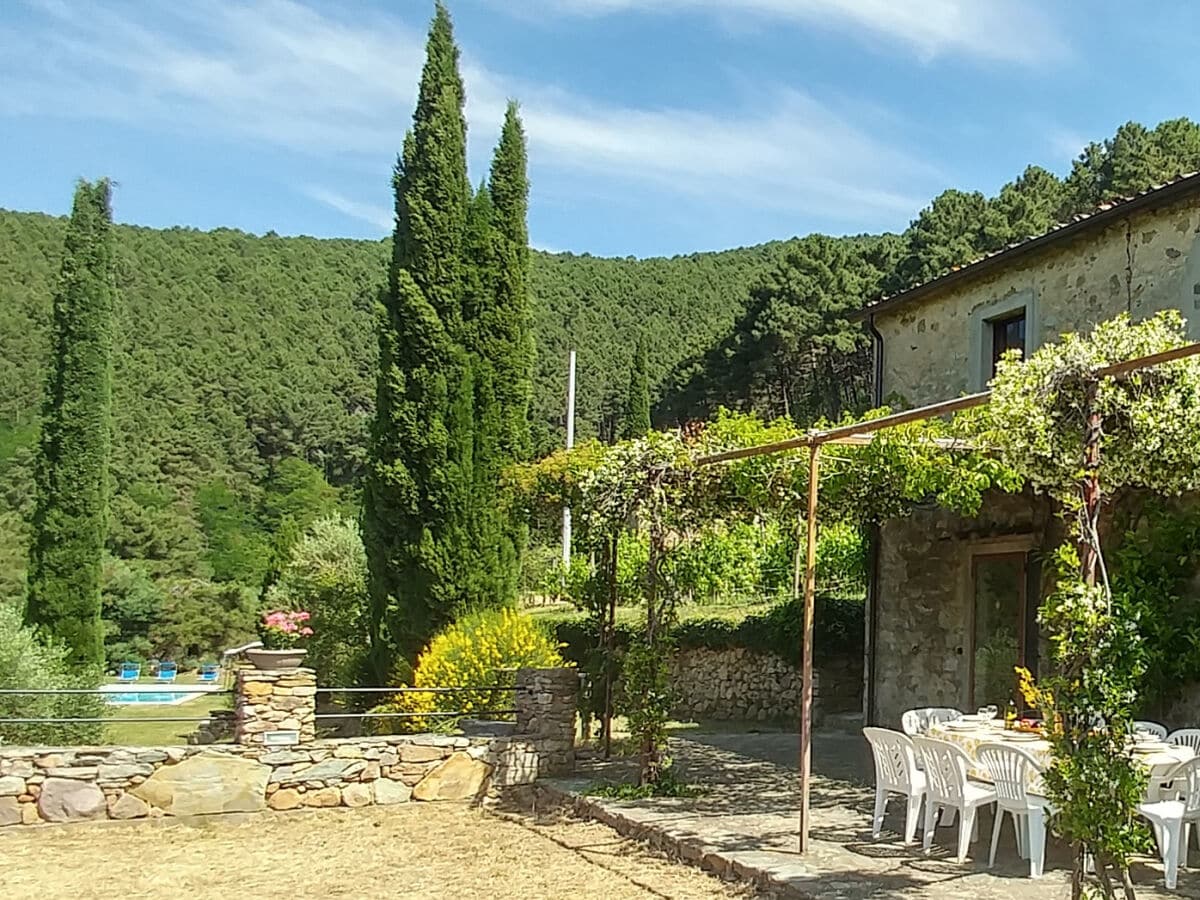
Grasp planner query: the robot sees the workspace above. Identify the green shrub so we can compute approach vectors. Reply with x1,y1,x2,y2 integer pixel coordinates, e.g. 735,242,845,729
371,609,567,732
264,515,369,687
0,602,104,745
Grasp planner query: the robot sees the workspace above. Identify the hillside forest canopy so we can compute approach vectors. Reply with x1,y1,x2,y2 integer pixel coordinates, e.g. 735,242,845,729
2,117,1199,668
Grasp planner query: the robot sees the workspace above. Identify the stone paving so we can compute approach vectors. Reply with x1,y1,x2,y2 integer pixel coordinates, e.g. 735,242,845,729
547,721,1200,898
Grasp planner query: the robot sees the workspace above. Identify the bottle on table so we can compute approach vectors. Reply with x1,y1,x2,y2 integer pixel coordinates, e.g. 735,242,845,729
1004,697,1017,731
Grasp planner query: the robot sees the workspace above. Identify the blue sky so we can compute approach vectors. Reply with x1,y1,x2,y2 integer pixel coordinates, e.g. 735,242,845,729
2,1,1198,258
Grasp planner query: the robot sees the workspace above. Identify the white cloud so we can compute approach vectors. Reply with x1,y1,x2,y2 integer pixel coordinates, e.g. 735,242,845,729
506,0,1066,66
1,0,940,238
304,187,393,231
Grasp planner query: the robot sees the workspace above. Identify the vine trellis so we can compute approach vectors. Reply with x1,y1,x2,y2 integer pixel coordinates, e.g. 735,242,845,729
508,310,1200,899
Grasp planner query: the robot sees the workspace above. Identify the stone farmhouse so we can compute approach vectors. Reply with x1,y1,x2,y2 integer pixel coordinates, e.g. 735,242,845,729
855,172,1200,727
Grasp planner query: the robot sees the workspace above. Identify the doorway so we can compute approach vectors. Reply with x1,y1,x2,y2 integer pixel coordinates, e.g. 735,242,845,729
969,549,1039,709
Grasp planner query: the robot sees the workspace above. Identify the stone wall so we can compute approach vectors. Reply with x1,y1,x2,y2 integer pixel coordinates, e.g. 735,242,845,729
871,492,1058,728
666,647,861,724
0,664,578,829
235,667,317,744
0,733,543,826
874,192,1200,407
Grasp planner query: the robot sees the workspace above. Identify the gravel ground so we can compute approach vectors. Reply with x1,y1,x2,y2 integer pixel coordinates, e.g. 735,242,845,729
0,801,757,900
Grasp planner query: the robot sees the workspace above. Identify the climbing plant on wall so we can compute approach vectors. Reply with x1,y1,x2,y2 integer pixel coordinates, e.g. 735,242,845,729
982,310,1200,900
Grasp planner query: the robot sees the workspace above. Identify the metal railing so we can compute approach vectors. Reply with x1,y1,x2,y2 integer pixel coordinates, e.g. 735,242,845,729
314,685,518,721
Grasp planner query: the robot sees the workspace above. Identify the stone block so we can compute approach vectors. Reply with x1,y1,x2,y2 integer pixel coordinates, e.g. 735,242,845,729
260,750,311,766
38,778,107,822
0,775,25,796
341,783,372,807
131,753,269,816
303,787,341,808
268,788,303,810
0,797,19,826
109,792,150,820
399,744,447,763
373,778,412,805
412,752,492,802
20,802,40,825
333,744,364,759
97,763,155,782
270,758,353,786
44,767,98,780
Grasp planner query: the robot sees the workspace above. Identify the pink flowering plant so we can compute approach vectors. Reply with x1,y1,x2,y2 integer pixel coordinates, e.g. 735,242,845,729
260,609,314,650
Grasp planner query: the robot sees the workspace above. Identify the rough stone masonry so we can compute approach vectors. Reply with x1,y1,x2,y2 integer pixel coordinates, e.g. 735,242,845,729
0,665,578,828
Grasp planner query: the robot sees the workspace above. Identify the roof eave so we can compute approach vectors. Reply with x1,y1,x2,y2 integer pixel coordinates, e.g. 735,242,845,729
851,172,1200,323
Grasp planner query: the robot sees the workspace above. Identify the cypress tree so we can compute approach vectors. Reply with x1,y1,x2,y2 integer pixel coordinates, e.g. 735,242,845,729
622,335,652,438
487,102,534,461
363,3,475,673
25,179,115,667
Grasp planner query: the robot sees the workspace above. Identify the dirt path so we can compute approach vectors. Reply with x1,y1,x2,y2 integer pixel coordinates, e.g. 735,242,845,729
0,802,755,899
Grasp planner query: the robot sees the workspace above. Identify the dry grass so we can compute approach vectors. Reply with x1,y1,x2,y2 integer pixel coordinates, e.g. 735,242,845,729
0,802,755,899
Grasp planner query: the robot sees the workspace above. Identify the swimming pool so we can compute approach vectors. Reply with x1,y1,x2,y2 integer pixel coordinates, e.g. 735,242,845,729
104,691,198,705
99,686,217,706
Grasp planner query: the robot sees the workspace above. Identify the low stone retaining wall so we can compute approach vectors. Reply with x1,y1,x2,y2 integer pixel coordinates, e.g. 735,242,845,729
0,666,579,829
0,733,541,826
668,648,861,723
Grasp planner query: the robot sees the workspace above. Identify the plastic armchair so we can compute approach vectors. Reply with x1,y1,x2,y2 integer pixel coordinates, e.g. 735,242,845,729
1139,756,1200,890
1168,729,1200,754
901,707,964,737
863,727,926,844
977,742,1052,878
913,735,997,863
1136,721,1169,740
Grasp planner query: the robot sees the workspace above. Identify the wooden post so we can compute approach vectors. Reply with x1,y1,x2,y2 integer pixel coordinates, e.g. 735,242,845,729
603,529,618,759
799,443,820,852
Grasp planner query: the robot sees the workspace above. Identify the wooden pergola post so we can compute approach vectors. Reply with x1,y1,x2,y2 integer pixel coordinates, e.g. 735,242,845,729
798,443,820,852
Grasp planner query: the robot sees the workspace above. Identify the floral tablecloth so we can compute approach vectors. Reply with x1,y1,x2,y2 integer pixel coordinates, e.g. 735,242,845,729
928,721,1193,799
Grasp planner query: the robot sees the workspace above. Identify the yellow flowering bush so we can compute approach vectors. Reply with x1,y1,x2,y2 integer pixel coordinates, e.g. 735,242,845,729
371,609,566,732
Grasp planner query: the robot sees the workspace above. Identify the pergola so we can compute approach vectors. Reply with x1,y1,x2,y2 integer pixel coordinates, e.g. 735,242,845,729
694,340,1200,852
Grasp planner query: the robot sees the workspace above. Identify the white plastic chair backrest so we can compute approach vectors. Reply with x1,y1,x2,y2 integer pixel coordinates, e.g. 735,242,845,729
1166,757,1200,817
901,707,964,736
977,742,1040,811
913,735,971,806
1134,721,1168,740
1168,729,1200,754
864,727,920,794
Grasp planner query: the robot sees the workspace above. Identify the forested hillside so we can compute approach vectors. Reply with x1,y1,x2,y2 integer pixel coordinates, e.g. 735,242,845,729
2,116,1198,650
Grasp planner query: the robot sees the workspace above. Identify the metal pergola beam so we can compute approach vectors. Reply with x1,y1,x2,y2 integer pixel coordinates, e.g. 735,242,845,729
691,339,1200,854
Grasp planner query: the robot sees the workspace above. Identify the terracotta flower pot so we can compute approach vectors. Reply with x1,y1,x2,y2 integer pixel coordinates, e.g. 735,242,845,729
246,648,308,670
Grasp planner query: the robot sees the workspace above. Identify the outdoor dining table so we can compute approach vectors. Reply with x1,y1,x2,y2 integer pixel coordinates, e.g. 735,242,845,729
929,719,1195,800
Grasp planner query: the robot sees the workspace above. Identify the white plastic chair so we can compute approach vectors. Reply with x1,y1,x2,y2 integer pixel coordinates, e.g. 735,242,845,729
1136,721,1169,740
901,707,964,736
1139,756,1200,890
913,735,997,862
1168,729,1200,754
977,742,1052,878
863,727,926,844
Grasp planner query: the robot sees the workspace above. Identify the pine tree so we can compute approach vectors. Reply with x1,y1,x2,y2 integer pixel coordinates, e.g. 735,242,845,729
25,179,115,666
622,335,652,438
363,3,476,672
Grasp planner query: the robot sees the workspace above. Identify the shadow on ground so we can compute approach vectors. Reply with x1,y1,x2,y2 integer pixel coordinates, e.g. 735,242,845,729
549,719,1200,899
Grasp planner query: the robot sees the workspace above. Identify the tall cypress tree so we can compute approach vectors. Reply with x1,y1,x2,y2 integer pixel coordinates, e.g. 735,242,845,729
486,102,534,462
622,335,652,438
25,179,115,667
363,3,475,673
